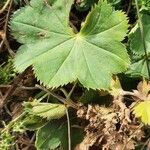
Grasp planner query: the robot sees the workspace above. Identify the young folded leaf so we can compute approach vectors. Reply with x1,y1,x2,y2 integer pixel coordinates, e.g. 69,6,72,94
24,101,66,120
11,0,130,89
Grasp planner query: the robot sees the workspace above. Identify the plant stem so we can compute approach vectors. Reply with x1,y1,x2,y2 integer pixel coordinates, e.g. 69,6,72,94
60,84,79,109
135,0,150,79
36,84,66,103
66,108,71,150
67,81,78,99
36,84,78,109
141,137,150,150
3,0,15,57
0,85,39,90
127,0,132,15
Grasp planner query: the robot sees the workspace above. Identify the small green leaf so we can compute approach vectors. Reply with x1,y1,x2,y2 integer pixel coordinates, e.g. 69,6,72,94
35,119,84,150
22,115,47,130
75,0,98,12
35,120,66,150
11,0,129,90
24,101,66,120
130,14,150,55
133,101,150,125
126,58,150,79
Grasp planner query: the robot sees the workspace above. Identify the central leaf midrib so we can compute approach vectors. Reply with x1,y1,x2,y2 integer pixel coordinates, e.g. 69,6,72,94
81,47,100,87
47,38,77,85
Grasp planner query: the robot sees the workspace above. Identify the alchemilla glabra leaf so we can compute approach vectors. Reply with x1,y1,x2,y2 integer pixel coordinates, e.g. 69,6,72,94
126,58,150,79
11,0,130,89
130,14,150,55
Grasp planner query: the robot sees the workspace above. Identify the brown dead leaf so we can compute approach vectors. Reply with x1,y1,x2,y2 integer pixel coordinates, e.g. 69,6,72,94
132,80,150,101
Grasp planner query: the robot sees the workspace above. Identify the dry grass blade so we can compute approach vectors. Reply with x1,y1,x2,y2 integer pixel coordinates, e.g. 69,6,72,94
0,0,11,14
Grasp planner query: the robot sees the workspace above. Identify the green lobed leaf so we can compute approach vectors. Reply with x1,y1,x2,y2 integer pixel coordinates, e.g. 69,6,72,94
35,119,84,150
130,14,150,56
126,58,150,79
133,101,150,125
24,101,66,120
35,120,65,150
11,0,130,90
